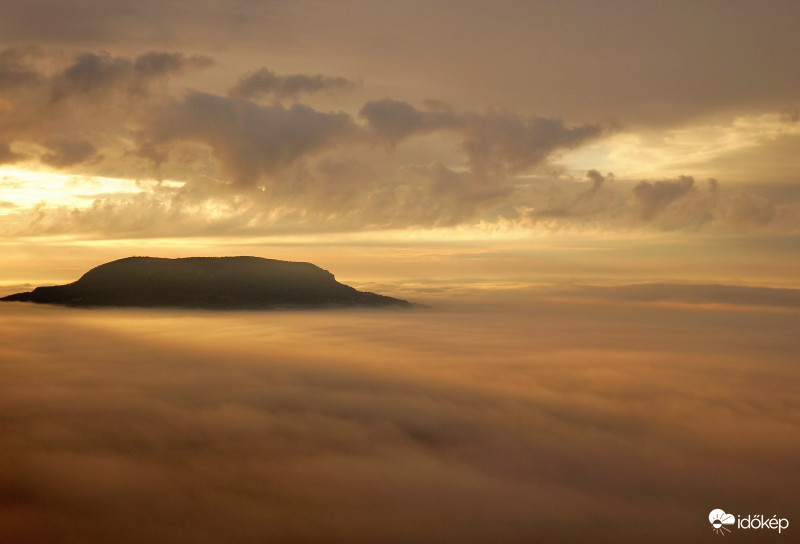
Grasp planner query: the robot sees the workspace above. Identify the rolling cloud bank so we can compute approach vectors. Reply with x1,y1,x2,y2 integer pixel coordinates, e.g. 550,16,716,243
0,46,797,238
1,289,798,543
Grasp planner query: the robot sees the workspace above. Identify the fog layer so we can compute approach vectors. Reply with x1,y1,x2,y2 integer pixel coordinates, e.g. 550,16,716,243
1,293,798,543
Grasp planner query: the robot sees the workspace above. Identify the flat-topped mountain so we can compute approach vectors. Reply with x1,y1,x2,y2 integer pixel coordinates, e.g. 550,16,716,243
1,256,411,309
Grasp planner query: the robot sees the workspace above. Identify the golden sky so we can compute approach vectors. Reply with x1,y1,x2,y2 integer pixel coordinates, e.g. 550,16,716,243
0,0,798,264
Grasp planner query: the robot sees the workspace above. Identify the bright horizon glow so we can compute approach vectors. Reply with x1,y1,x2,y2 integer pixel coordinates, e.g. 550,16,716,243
562,112,800,182
0,166,186,211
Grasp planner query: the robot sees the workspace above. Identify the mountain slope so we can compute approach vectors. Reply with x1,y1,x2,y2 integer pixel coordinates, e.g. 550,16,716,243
1,256,411,309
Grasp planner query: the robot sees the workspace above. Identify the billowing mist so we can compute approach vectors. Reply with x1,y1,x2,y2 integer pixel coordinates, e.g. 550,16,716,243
1,288,798,543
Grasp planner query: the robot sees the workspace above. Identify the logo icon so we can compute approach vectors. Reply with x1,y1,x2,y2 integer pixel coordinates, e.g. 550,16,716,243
709,509,735,535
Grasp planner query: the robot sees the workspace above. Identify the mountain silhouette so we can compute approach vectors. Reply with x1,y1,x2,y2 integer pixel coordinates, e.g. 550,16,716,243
1,256,412,309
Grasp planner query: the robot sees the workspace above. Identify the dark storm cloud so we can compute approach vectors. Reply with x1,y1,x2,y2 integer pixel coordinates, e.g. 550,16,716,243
586,169,605,192
0,48,212,137
40,138,97,167
134,51,213,77
229,67,358,100
144,92,360,187
459,112,603,176
52,52,134,98
360,99,603,175
631,176,696,221
135,96,602,221
359,98,456,144
0,48,213,100
51,51,213,100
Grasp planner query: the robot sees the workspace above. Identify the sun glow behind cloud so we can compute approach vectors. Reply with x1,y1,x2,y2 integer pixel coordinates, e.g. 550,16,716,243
562,112,800,182
0,166,186,211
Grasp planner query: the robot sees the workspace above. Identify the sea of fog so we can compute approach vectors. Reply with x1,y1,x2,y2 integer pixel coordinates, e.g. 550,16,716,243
1,287,798,543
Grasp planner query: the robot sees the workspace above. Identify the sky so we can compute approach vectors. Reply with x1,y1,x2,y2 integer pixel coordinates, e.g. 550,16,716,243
0,0,798,274
1,2,799,543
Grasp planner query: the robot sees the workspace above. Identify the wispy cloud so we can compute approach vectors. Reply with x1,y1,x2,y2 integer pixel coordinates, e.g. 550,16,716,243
229,67,358,100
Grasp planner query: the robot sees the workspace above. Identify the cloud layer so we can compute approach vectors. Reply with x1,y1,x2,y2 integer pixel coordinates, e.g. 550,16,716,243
2,2,799,124
229,68,357,100
0,41,796,239
1,293,798,543
0,47,619,235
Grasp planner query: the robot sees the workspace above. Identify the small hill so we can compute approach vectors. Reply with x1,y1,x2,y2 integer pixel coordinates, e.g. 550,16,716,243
1,256,412,309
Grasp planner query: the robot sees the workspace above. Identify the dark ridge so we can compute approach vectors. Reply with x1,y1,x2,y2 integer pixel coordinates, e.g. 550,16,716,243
1,256,412,310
